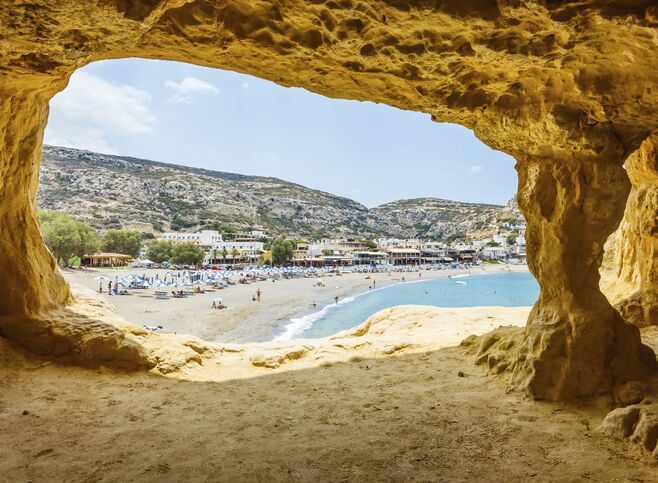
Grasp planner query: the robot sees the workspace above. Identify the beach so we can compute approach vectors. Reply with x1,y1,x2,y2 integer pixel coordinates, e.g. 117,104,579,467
62,264,529,343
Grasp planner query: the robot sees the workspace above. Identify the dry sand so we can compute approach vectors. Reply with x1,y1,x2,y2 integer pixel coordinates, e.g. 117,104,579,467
62,264,528,343
2,301,658,482
4,267,656,480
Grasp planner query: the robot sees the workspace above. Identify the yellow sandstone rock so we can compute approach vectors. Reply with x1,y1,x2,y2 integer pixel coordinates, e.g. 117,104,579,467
1,1,657,400
601,135,658,328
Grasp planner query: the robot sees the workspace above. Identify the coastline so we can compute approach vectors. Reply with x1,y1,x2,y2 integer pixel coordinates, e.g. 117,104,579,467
63,263,530,343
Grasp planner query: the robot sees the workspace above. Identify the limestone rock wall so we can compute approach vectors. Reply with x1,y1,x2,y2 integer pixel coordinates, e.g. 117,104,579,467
1,0,658,399
601,135,658,327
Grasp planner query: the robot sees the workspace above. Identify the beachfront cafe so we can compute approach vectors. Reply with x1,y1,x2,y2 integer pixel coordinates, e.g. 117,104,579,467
352,251,388,266
387,248,421,266
290,257,326,267
81,252,132,268
320,255,356,267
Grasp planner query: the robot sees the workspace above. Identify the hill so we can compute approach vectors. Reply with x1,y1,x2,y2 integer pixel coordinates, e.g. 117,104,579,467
38,145,522,240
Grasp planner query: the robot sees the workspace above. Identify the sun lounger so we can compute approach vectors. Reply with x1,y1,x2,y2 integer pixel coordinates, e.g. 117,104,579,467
155,291,169,299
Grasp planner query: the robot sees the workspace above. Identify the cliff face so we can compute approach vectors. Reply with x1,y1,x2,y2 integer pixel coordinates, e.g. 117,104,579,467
601,135,658,327
1,0,658,401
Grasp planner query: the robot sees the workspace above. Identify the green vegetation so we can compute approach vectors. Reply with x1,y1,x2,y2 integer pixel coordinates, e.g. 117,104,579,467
507,233,517,245
499,217,523,225
486,240,501,247
39,210,100,267
102,230,143,257
360,239,377,249
146,240,173,263
271,237,294,266
170,215,196,231
170,242,206,265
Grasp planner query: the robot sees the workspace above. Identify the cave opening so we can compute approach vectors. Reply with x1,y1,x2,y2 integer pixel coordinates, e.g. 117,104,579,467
1,0,656,404
39,58,531,345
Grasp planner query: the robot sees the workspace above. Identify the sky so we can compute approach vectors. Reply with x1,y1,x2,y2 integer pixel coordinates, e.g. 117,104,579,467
44,58,517,208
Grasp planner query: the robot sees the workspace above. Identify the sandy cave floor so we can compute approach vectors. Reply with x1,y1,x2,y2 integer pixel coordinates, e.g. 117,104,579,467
1,310,658,482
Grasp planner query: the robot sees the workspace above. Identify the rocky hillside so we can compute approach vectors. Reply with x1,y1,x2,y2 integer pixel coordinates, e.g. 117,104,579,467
372,198,504,241
38,145,522,240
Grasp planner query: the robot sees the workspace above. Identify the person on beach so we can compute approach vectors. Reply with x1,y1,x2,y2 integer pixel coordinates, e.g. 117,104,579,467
334,296,339,304
108,281,112,295
257,288,261,302
99,283,103,293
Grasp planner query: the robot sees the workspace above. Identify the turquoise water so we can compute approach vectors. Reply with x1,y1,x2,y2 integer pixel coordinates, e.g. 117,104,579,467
277,271,539,340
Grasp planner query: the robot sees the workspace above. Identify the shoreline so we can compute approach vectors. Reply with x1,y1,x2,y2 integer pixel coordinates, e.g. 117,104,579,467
272,264,531,341
62,263,530,343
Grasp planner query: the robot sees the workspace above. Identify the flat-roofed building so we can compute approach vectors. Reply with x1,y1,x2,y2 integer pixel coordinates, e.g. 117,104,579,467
352,251,388,265
387,248,421,265
82,252,132,268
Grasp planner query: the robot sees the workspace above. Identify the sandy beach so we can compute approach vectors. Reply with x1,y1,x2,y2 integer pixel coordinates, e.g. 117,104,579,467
62,264,529,343
3,299,658,481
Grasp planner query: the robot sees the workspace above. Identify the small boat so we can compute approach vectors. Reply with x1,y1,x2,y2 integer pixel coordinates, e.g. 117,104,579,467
456,280,469,285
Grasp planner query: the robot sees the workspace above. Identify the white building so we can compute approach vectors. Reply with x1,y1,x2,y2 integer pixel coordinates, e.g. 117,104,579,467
207,240,265,264
493,234,509,246
481,246,508,260
161,230,223,247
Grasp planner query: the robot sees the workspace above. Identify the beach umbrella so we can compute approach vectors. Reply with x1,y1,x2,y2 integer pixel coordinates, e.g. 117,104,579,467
94,275,109,281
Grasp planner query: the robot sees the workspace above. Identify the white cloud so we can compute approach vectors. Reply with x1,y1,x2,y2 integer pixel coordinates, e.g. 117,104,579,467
351,187,362,194
45,71,156,153
241,82,250,91
44,127,118,155
469,165,484,174
164,76,219,103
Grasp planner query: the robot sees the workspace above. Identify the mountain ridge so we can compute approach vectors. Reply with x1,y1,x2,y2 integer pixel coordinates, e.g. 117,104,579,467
37,145,521,240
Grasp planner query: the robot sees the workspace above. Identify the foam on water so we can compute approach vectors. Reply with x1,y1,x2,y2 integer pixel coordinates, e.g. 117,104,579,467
274,271,539,341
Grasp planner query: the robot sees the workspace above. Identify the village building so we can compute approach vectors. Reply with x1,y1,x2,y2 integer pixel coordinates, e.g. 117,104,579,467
82,252,132,268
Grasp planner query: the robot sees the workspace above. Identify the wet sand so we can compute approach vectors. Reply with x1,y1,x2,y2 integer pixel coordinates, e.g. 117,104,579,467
63,264,529,343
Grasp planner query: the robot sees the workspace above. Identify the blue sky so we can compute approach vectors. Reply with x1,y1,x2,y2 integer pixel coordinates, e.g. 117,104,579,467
45,58,517,207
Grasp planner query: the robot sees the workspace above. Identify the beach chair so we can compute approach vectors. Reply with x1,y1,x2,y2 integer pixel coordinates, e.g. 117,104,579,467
155,291,169,299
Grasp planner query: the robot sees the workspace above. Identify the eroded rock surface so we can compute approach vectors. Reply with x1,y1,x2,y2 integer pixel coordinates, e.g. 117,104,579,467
601,135,658,328
1,1,658,399
599,403,658,461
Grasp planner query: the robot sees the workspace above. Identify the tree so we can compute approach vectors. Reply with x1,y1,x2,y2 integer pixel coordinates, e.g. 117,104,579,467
39,210,100,266
220,247,228,263
223,228,236,240
210,248,219,264
170,242,205,266
146,239,173,263
486,240,501,247
102,230,143,257
507,233,517,246
271,237,294,266
231,248,241,264
361,239,377,250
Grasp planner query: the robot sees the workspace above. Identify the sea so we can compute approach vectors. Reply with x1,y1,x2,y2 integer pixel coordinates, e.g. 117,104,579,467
274,270,539,340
